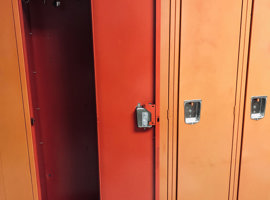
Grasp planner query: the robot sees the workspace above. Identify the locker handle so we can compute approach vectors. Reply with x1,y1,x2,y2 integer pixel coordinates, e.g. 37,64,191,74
251,96,267,120
136,103,156,129
184,100,202,125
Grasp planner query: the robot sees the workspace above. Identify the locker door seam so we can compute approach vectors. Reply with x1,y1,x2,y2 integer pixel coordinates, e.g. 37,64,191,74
236,0,255,199
175,0,181,199
231,1,251,199
228,0,245,199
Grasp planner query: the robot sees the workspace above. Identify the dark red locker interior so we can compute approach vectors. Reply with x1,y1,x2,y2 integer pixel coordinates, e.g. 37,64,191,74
20,0,100,199
91,0,156,199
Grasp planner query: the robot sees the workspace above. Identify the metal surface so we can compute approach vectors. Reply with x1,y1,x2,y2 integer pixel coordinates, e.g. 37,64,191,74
0,0,38,199
20,0,100,199
184,100,201,125
250,96,267,120
91,0,158,199
166,0,181,198
136,103,153,128
177,0,243,199
238,0,270,199
228,1,254,199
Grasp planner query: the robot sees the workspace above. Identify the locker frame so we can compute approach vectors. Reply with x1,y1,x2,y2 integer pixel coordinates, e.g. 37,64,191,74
160,0,180,199
7,0,40,199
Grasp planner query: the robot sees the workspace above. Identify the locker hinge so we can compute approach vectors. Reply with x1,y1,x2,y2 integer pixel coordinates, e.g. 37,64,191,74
136,103,158,129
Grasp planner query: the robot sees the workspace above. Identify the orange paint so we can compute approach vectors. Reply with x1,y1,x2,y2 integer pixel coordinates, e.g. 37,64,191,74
177,0,243,199
0,0,38,199
238,0,270,199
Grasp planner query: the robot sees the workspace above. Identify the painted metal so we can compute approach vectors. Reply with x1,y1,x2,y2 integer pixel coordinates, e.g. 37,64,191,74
91,0,160,199
167,0,181,199
238,0,270,199
228,1,253,199
0,0,38,199
177,0,243,199
18,0,100,199
159,0,171,198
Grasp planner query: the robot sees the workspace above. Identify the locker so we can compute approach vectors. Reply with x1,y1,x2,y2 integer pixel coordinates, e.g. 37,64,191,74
238,0,270,199
177,0,243,199
6,0,270,199
3,0,163,199
16,0,100,199
91,0,160,199
5,0,163,198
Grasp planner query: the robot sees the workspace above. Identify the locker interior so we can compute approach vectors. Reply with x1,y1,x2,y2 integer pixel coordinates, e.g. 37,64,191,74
19,0,100,199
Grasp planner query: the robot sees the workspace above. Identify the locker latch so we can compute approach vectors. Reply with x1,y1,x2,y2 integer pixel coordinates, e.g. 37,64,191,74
136,103,156,129
184,100,202,125
251,96,267,120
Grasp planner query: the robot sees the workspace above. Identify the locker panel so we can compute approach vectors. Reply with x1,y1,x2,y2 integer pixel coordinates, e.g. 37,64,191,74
0,0,34,199
91,0,156,199
177,0,243,199
238,0,270,199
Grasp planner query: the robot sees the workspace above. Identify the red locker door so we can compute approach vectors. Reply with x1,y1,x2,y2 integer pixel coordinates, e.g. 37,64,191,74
91,0,159,199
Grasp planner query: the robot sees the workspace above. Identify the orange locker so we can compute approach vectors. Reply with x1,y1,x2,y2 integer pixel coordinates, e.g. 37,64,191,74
238,0,270,199
177,0,243,199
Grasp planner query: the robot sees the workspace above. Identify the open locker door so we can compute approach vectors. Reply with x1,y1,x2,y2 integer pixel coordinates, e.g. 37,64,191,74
91,0,160,199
